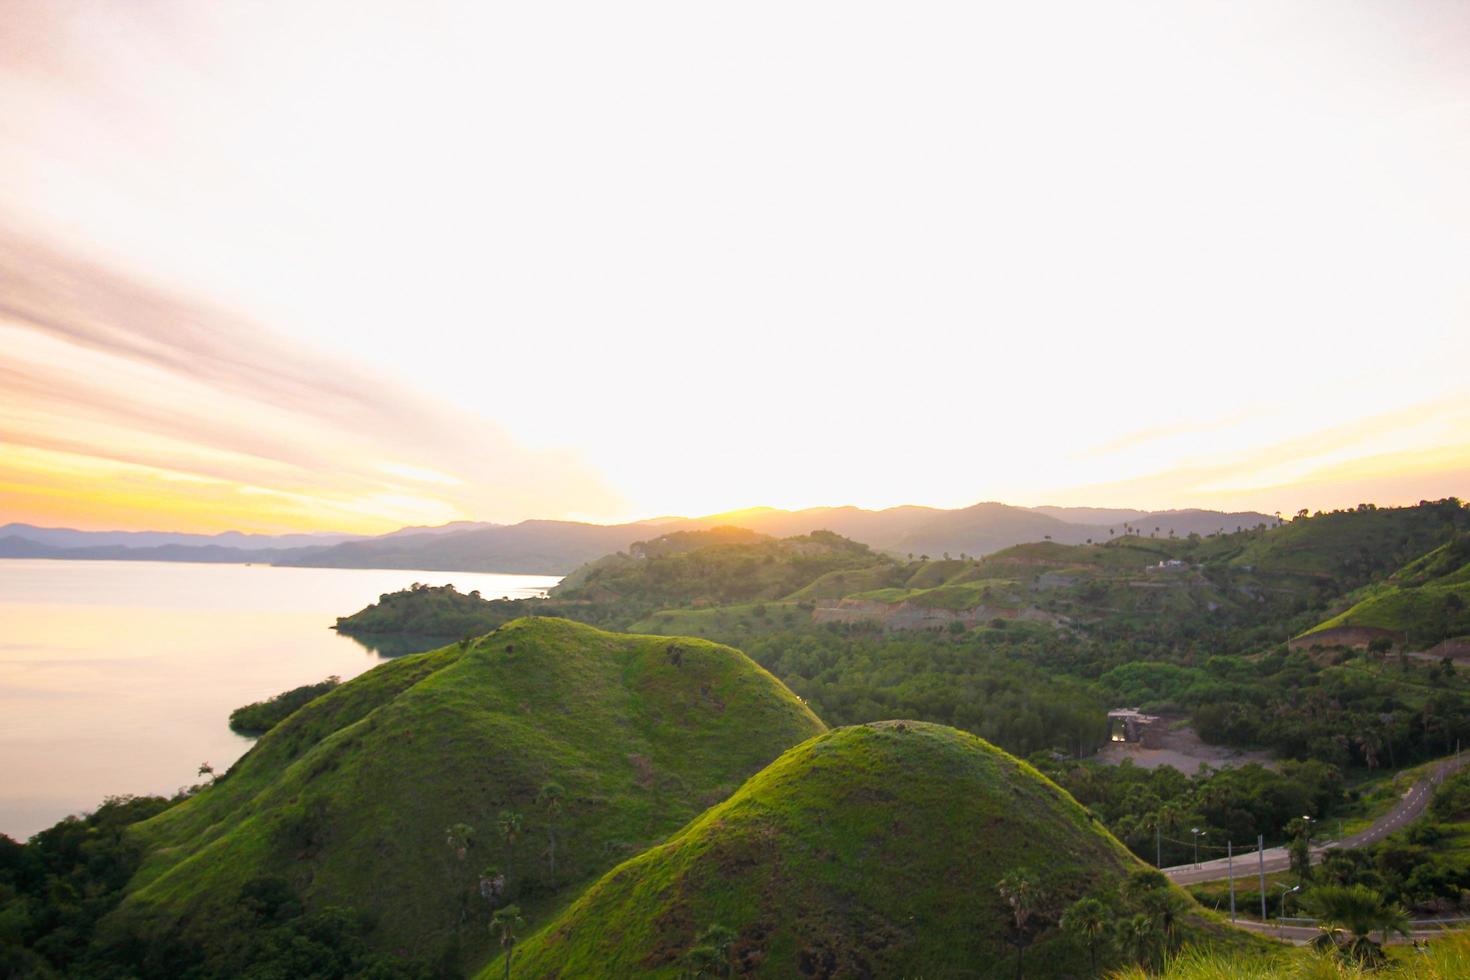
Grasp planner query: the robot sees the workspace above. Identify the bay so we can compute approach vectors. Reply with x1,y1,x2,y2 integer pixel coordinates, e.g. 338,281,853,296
0,559,558,838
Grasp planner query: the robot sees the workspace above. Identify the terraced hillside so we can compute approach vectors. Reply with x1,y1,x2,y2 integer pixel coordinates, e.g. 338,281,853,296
490,722,1242,979
107,618,825,972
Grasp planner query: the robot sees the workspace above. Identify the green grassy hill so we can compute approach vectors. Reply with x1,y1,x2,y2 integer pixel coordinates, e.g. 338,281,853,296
491,722,1241,979
1223,501,1468,583
108,618,825,971
1302,534,1470,647
552,528,894,607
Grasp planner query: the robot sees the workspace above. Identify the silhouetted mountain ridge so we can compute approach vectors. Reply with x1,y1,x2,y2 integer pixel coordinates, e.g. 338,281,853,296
1,504,1274,573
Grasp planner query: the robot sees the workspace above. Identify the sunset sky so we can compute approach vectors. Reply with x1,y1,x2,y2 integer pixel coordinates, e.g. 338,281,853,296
2,1,1467,534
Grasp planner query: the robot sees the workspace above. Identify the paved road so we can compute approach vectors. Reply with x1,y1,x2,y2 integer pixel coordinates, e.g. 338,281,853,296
1163,753,1470,886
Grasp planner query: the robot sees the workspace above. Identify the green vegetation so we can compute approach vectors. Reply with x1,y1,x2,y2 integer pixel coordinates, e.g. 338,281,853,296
491,722,1249,978
1310,582,1470,646
228,675,341,735
333,582,534,638
1303,536,1470,647
552,528,890,610
19,499,1470,977
1034,756,1345,869
99,618,824,975
0,795,177,978
743,628,1110,757
1111,932,1470,979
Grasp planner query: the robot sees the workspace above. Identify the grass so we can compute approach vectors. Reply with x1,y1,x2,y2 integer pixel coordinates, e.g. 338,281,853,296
848,578,1024,611
491,721,1256,979
1110,932,1470,979
627,601,808,637
783,563,905,600
110,617,825,972
1226,506,1466,583
1306,583,1470,647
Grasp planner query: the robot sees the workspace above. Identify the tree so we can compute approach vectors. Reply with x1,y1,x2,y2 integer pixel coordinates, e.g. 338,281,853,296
1060,896,1108,975
490,903,525,980
537,783,564,882
1137,886,1188,956
1355,731,1382,770
498,810,524,887
1115,912,1160,972
1302,884,1409,968
1289,823,1313,884
684,924,736,978
196,762,215,783
445,822,474,862
997,870,1044,980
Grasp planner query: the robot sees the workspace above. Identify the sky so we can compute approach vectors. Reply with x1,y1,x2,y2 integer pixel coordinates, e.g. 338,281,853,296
1,1,1467,534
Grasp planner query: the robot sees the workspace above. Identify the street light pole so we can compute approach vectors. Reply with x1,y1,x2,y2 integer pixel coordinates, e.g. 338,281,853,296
1227,840,1235,922
1277,884,1301,938
1257,834,1267,921
1191,827,1204,868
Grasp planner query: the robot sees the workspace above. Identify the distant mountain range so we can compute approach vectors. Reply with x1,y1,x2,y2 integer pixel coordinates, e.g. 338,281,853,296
0,504,1275,575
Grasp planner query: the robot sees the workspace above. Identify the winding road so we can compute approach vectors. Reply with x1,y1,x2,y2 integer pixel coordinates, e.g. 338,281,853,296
1162,752,1469,886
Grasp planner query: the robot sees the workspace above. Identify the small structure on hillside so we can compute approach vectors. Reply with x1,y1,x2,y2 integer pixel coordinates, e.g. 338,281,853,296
1108,708,1163,745
1150,559,1188,572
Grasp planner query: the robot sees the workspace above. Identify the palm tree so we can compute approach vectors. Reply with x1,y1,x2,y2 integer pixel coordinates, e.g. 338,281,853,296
445,822,474,861
1302,884,1409,967
1137,887,1188,956
1115,912,1160,972
537,783,564,882
490,903,525,980
1060,896,1108,975
997,870,1043,980
498,810,524,887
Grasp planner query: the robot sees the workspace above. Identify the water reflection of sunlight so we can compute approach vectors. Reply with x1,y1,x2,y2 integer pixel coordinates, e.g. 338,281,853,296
0,561,560,838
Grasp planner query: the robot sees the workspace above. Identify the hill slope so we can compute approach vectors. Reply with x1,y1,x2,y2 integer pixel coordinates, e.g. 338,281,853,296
553,529,890,607
1302,533,1470,646
110,618,825,970
493,722,1231,979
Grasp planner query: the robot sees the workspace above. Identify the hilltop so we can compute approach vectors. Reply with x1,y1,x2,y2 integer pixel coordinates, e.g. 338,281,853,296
491,722,1242,978
552,527,887,606
103,618,825,974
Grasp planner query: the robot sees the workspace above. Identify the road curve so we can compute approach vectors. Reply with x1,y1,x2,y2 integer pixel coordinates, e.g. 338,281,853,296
1163,753,1469,886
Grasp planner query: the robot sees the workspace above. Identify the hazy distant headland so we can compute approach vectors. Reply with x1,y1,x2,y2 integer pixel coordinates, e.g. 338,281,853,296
0,503,1273,575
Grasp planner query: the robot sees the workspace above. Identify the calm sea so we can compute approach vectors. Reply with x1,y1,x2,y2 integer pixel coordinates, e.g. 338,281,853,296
0,559,559,839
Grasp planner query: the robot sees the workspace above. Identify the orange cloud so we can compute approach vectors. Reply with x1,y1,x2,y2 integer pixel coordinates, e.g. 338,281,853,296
0,228,622,532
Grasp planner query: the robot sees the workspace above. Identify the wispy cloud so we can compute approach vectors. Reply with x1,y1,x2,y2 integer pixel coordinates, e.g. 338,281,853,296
1040,398,1470,514
0,227,621,532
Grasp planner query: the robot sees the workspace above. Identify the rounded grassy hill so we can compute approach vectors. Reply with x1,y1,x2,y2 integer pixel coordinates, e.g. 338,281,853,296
492,721,1233,979
109,617,825,970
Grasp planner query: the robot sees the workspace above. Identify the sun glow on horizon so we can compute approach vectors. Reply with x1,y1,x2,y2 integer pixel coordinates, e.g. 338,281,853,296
1,1,1467,534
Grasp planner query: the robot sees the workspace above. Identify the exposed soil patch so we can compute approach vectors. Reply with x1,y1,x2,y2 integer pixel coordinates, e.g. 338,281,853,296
1094,722,1275,772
